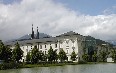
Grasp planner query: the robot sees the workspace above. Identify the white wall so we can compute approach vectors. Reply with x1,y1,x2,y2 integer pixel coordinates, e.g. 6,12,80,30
10,35,84,62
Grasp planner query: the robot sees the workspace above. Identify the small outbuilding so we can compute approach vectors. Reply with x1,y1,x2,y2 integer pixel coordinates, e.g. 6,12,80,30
107,58,114,62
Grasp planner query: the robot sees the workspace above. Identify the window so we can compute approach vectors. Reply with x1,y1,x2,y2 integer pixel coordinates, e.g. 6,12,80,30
66,46,69,47
55,44,57,48
45,45,46,48
45,51,46,54
66,40,69,44
72,47,75,50
26,49,28,52
66,48,69,49
67,50,68,54
40,45,42,49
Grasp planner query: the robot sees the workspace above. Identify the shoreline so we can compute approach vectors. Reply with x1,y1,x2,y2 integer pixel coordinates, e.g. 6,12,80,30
0,62,115,70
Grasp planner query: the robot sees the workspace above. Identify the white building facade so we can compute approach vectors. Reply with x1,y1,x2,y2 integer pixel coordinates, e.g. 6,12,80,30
6,31,85,62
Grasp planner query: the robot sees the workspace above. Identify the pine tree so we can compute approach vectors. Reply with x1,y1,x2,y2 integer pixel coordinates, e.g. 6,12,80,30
12,42,23,63
48,46,54,62
0,41,12,62
58,48,67,62
71,51,77,61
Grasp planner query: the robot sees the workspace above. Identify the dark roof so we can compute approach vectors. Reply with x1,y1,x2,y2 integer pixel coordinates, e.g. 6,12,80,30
18,33,52,41
56,31,81,37
4,37,57,46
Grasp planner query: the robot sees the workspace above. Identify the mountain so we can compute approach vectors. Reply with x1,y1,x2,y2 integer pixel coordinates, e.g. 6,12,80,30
18,33,51,41
5,33,52,42
106,40,116,46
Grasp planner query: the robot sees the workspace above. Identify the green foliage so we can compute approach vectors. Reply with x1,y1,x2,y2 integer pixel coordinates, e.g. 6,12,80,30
26,52,31,63
30,46,39,64
82,54,89,62
111,49,116,62
12,42,23,63
37,51,44,62
78,60,87,64
0,41,12,63
48,46,54,62
48,46,58,62
53,49,58,62
30,46,45,64
99,50,107,62
92,51,98,62
58,48,67,62
0,62,20,70
70,51,77,61
42,54,48,62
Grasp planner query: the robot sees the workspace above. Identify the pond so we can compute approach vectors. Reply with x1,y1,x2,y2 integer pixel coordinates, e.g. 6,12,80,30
0,63,116,73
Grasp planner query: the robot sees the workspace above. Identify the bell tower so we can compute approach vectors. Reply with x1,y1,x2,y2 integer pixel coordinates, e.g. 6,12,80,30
31,24,34,39
36,26,39,39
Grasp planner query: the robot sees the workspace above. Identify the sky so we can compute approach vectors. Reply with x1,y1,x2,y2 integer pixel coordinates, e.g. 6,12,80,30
0,0,116,41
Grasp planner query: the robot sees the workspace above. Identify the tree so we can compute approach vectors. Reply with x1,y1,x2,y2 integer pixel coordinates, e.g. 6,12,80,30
26,52,31,63
47,46,58,63
0,41,12,62
30,46,39,64
48,46,54,62
111,49,116,62
82,54,89,62
99,45,109,62
53,49,58,62
92,51,98,62
71,51,77,61
99,50,107,62
37,51,44,62
58,48,67,62
12,42,23,63
42,54,48,62
4,46,12,62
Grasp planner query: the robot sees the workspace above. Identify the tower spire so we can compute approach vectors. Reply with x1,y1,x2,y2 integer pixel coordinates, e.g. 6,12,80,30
36,26,39,39
31,24,34,39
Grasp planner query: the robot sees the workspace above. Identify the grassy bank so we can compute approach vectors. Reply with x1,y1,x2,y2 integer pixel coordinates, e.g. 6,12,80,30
1,61,110,70
21,62,80,68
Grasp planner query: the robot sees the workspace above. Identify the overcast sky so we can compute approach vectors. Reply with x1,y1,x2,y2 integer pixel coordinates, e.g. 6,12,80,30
0,0,116,41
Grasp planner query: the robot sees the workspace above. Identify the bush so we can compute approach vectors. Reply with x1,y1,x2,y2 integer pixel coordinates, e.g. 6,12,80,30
0,62,21,70
78,60,87,64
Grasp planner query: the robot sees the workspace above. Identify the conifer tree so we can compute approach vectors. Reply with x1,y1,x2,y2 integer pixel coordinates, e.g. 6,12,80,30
71,51,77,61
58,48,67,62
12,42,23,63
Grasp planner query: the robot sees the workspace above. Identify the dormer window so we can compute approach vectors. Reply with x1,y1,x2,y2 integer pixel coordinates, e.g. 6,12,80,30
55,44,57,48
66,39,69,44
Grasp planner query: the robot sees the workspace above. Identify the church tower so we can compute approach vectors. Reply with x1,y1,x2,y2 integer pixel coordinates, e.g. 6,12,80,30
31,24,35,39
36,26,39,39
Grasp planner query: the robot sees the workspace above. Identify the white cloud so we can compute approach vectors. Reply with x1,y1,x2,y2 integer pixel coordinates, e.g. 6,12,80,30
102,6,116,15
0,0,116,41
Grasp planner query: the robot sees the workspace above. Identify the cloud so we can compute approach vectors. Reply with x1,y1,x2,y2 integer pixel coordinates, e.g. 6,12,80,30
0,0,116,41
102,6,116,15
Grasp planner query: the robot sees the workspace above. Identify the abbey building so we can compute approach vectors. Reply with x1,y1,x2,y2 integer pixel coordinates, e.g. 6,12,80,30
5,24,112,62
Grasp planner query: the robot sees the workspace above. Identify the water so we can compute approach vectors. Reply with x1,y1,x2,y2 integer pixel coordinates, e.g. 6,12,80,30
0,63,116,73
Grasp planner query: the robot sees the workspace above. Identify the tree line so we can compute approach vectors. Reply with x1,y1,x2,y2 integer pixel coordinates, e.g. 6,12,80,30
0,41,77,64
82,46,116,62
0,41,23,63
26,45,77,64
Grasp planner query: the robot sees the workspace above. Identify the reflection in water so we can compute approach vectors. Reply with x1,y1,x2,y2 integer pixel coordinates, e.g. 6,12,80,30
0,63,116,73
